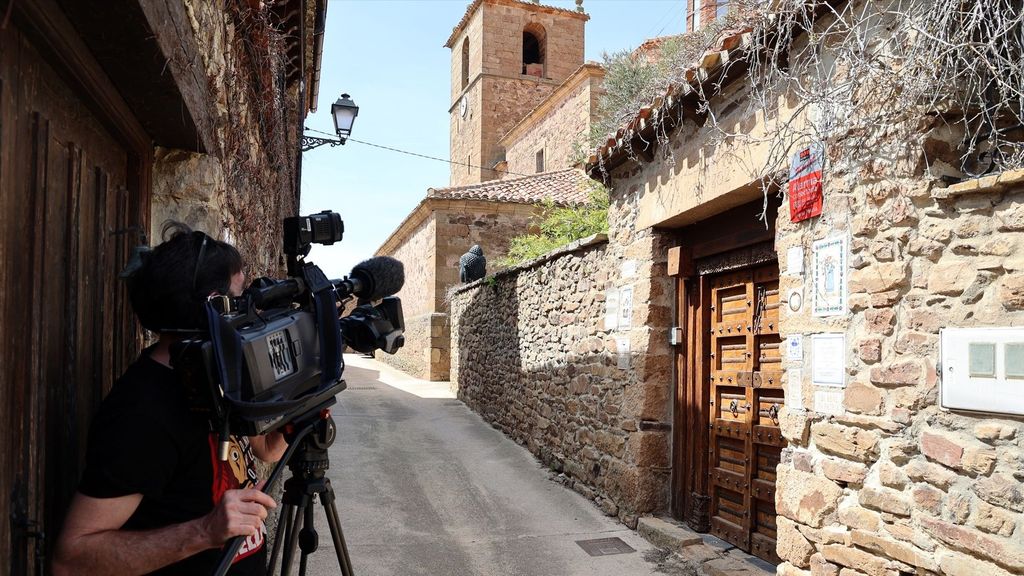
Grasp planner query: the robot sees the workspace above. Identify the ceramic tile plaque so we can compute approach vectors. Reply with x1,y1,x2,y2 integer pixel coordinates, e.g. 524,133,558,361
812,236,847,317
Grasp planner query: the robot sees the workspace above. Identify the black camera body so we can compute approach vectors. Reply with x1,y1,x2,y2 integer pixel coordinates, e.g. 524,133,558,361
173,211,405,437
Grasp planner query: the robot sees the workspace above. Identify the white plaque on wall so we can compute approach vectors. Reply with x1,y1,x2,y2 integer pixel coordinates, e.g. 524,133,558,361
812,333,846,388
786,246,804,276
787,368,804,410
812,236,847,316
814,389,845,415
618,286,634,330
616,337,630,369
605,288,619,331
787,335,804,362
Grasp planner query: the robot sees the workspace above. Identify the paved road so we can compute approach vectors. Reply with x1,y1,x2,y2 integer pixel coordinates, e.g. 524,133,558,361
278,354,675,576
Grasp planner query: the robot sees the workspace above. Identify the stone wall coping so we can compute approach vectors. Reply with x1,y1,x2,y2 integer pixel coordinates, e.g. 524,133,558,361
934,168,1024,198
448,232,608,296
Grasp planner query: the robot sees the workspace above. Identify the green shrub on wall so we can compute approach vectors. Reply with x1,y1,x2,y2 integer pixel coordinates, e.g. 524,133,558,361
500,184,609,267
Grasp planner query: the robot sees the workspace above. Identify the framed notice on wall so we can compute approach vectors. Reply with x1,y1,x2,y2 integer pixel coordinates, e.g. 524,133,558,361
788,144,824,223
812,236,847,316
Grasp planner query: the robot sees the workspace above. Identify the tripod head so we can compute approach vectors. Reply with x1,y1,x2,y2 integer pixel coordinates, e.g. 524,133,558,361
282,410,337,477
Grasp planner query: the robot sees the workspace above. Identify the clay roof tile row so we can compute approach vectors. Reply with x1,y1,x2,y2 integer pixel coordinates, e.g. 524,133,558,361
428,168,593,205
586,26,756,170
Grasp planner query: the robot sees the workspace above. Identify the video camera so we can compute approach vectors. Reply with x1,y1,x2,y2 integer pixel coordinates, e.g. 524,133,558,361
172,211,405,442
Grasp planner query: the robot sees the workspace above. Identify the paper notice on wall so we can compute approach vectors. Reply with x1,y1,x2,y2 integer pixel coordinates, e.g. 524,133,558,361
786,246,804,276
787,368,804,410
814,389,845,416
812,333,846,388
616,337,630,369
619,286,634,330
605,288,619,331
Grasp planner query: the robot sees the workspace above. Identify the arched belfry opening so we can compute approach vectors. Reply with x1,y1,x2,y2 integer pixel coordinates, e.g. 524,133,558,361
522,23,546,77
461,38,470,90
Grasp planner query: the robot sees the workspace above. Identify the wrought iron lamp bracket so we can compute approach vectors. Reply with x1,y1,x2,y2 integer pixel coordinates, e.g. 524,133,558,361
301,134,346,152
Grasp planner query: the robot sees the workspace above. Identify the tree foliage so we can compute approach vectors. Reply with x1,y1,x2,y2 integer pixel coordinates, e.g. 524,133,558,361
500,184,609,267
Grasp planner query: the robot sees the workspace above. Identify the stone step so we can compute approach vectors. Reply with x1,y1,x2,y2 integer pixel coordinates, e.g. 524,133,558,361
636,516,705,550
635,516,777,576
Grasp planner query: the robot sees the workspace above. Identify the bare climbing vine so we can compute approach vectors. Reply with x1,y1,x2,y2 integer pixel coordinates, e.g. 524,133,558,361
588,0,1024,183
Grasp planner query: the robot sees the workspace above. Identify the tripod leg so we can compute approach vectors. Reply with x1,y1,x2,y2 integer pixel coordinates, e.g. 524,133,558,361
298,503,318,576
268,503,296,576
319,479,355,576
280,495,309,576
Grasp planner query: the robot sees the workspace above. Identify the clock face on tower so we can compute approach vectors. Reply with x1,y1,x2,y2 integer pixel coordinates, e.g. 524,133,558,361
460,95,468,118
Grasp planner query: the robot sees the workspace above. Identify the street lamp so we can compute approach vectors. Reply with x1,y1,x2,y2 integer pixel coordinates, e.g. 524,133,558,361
302,93,359,152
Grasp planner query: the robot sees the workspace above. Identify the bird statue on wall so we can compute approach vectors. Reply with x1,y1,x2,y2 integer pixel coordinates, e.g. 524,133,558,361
460,244,486,283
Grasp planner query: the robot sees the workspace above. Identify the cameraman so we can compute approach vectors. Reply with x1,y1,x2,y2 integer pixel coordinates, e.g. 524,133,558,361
53,222,288,576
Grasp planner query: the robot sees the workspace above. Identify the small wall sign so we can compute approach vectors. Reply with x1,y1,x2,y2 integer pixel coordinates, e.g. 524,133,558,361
605,288,619,331
812,236,847,317
788,144,824,223
618,286,633,330
811,333,846,388
787,368,804,410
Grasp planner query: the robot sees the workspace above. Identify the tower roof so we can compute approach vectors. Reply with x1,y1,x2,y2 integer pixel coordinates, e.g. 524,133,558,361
444,0,589,48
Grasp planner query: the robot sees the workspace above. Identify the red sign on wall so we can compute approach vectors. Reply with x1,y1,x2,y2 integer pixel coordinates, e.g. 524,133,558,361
788,145,823,223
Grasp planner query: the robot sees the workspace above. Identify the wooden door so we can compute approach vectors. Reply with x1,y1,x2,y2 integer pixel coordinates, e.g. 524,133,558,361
706,263,783,564
1,16,144,575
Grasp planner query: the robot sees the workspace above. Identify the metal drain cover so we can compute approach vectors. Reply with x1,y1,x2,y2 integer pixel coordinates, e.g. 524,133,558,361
575,537,636,557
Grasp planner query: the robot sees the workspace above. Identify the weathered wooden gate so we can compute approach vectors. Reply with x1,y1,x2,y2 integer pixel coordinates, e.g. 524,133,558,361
706,264,783,563
670,198,782,565
0,6,150,574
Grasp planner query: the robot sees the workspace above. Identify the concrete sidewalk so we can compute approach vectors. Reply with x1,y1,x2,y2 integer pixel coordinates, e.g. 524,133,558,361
290,354,686,576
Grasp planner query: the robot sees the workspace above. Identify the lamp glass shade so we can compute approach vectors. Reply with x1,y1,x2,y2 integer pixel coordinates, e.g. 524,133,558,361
332,94,358,138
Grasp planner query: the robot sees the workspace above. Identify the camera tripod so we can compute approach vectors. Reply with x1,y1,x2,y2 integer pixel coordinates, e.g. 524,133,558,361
215,412,354,576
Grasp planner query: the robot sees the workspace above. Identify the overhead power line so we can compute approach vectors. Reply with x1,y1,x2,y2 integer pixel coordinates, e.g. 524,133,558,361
303,127,534,178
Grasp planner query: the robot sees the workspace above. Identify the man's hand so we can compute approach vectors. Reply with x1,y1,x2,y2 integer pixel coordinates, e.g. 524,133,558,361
199,488,277,545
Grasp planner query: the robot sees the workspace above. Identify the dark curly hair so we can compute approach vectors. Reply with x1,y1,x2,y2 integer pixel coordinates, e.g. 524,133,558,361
128,221,244,332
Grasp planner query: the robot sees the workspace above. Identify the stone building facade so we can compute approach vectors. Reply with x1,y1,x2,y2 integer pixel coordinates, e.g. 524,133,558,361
445,0,588,186
0,1,324,572
376,169,594,380
498,63,605,179
581,8,1024,576
378,0,615,380
448,2,1024,574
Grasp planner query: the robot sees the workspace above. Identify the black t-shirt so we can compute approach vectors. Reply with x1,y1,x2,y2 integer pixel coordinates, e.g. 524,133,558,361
79,352,267,575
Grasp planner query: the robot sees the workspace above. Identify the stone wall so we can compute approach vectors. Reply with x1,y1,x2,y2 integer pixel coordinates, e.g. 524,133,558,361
154,1,300,277
503,68,603,177
770,166,1024,576
478,1,585,82
595,24,1024,574
375,211,437,379
450,225,675,526
435,200,540,308
479,75,559,181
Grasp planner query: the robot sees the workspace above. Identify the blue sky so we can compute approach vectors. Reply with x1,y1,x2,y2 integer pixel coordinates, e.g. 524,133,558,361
300,0,686,278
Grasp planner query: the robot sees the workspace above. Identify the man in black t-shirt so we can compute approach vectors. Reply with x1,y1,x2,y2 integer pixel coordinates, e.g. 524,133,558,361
53,223,288,575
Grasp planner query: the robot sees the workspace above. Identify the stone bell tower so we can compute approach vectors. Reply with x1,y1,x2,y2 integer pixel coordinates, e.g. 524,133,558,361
445,0,589,187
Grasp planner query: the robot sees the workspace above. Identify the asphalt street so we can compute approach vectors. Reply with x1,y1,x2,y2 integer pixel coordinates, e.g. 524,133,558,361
277,354,674,576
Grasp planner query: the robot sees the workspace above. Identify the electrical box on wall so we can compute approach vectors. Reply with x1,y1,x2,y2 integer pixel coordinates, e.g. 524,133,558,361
940,327,1024,416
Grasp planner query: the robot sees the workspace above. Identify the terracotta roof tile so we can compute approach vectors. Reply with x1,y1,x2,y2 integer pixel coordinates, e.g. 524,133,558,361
428,169,593,205
587,26,756,169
